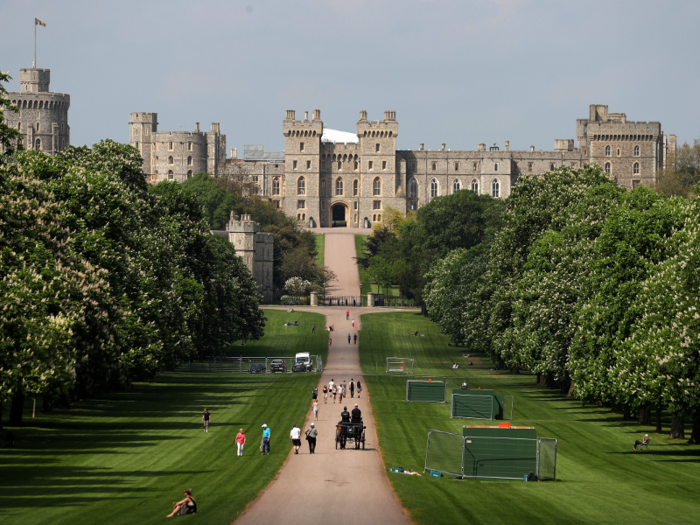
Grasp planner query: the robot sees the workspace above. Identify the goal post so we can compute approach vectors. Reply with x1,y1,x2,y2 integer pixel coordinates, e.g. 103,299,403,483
386,357,414,374
406,379,446,402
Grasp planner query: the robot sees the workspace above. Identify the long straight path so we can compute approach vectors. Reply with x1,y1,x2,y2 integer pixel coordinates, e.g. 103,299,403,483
236,230,409,525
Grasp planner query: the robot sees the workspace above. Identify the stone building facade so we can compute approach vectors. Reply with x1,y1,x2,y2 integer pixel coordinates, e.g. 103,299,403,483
213,213,274,302
131,104,676,229
4,68,70,155
129,113,226,183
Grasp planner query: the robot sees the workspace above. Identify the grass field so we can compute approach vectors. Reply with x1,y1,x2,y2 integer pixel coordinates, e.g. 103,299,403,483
314,233,325,268
0,310,327,525
360,311,700,525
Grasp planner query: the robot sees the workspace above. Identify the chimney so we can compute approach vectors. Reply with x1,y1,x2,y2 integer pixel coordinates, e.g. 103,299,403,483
505,141,510,151
304,111,309,121
286,110,295,120
419,143,424,151
360,110,368,121
195,122,200,132
313,109,321,121
478,143,486,151
211,122,220,133
230,147,237,159
530,145,535,152
441,143,446,151
384,110,396,121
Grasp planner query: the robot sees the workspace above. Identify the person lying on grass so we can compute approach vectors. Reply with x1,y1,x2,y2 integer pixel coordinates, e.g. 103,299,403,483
166,489,197,517
633,434,650,451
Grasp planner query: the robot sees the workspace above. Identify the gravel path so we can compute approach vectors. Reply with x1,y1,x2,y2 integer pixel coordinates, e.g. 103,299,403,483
235,232,410,525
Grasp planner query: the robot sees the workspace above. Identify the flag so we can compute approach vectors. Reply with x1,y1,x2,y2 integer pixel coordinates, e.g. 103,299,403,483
35,18,46,27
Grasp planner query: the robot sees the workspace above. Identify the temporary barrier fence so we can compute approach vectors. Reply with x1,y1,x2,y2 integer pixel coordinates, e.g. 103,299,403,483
406,380,446,402
386,357,414,374
179,355,323,373
451,393,495,419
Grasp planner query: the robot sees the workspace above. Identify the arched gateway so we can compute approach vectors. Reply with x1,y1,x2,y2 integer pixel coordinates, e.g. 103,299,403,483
331,202,349,227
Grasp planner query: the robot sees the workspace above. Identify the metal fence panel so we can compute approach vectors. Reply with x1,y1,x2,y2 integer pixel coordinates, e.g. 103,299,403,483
407,381,446,402
451,393,494,419
537,438,557,480
386,357,414,374
316,355,323,372
179,355,321,373
463,437,538,480
502,395,514,420
425,430,464,477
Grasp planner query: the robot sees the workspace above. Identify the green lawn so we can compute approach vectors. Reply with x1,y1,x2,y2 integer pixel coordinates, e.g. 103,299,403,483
0,310,327,525
314,233,325,268
359,311,700,525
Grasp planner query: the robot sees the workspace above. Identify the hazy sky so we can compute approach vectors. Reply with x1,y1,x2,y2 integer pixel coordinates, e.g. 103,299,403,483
2,0,698,154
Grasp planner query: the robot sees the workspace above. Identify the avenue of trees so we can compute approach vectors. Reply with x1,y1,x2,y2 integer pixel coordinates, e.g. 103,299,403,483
420,164,700,442
0,75,265,426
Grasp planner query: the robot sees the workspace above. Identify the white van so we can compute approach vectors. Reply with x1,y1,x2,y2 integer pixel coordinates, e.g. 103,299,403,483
294,352,312,372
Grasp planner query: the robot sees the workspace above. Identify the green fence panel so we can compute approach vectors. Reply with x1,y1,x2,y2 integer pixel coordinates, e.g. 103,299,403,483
451,393,495,419
407,381,446,402
463,437,537,480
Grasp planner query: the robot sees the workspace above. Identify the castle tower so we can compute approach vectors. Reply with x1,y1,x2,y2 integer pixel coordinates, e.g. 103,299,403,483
226,212,273,302
129,112,158,177
3,67,70,155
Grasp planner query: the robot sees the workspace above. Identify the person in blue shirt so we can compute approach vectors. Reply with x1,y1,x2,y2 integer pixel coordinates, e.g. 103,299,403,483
261,424,271,455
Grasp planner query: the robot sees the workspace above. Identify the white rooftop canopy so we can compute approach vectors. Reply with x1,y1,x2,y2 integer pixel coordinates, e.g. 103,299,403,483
321,128,359,144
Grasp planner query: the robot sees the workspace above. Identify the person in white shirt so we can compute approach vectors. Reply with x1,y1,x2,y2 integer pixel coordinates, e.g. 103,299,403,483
289,424,302,455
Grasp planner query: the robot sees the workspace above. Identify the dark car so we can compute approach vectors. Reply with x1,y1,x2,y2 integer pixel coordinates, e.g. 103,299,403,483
270,359,287,373
248,363,266,374
292,361,312,373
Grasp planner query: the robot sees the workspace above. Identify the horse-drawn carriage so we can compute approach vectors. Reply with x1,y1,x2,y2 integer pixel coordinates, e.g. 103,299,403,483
335,419,366,450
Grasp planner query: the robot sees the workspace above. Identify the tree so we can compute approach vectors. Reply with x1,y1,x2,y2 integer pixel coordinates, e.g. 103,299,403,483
0,72,21,159
656,139,700,199
182,172,238,229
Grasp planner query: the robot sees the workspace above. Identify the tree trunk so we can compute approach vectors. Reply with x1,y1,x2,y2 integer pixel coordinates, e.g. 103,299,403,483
567,381,576,397
655,408,662,434
539,373,548,386
623,405,631,420
668,414,685,439
510,367,520,375
638,407,651,425
9,392,25,426
687,414,700,445
536,373,541,384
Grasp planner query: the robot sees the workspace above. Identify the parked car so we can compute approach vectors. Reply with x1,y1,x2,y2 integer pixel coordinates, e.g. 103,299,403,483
248,363,266,374
292,360,312,373
270,359,287,373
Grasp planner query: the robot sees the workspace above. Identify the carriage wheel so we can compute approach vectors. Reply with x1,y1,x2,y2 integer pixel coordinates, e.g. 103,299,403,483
362,432,366,449
335,429,340,450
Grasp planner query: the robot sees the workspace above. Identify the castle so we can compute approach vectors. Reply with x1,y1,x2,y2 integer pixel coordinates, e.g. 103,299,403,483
4,68,70,155
132,106,677,229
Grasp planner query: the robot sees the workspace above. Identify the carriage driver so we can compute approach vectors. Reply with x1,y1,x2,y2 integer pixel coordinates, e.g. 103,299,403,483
351,404,362,423
340,406,351,422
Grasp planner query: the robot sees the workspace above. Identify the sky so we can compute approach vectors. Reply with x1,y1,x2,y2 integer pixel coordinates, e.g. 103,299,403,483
2,0,699,154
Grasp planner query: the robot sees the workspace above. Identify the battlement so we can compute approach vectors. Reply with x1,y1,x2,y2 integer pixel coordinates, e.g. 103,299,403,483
283,110,323,134
20,68,50,93
357,110,398,136
227,212,261,233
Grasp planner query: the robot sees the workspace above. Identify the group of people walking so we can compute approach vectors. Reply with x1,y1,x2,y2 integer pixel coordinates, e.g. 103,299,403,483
321,378,361,404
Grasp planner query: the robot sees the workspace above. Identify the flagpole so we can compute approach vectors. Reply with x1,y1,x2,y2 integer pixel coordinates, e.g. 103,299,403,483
34,20,36,68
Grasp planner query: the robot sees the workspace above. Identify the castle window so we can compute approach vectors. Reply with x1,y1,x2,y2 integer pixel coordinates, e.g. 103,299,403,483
36,122,40,132
528,162,533,172
35,138,41,150
307,160,311,170
169,142,173,151
354,161,358,170
382,160,387,170
168,170,174,180
135,141,139,149
151,174,156,182
297,177,306,195
321,201,326,210
633,162,640,174
453,179,461,193
632,180,640,189
253,176,259,183
373,177,381,196
605,162,611,174
321,179,327,196
187,170,193,179
494,163,499,172
376,143,380,152
473,162,478,171
169,156,174,165
188,142,192,151
373,200,381,210
430,178,438,198
297,200,306,209
354,202,358,210
274,200,280,209
634,145,640,156
491,179,500,198
605,145,611,156
187,156,192,165
353,179,359,196
293,160,298,170
378,214,381,221
338,161,342,170
408,178,418,198
336,178,344,196
455,162,459,171
617,148,621,156
300,142,305,152
550,163,555,171
273,177,280,195
373,214,376,222
17,122,20,131
432,162,437,170
471,179,479,193
369,161,373,170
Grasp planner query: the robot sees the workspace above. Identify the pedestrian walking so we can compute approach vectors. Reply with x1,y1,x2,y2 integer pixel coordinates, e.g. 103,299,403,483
312,386,318,401
347,333,351,344
202,408,211,433
329,338,332,349
312,324,316,334
305,422,318,454
357,380,362,398
332,385,338,403
290,424,302,455
353,333,357,344
338,386,343,404
261,424,271,455
350,379,355,398
329,379,335,392
346,310,350,320
342,380,347,398
323,384,328,403
236,428,246,456
312,399,319,421
352,319,355,328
